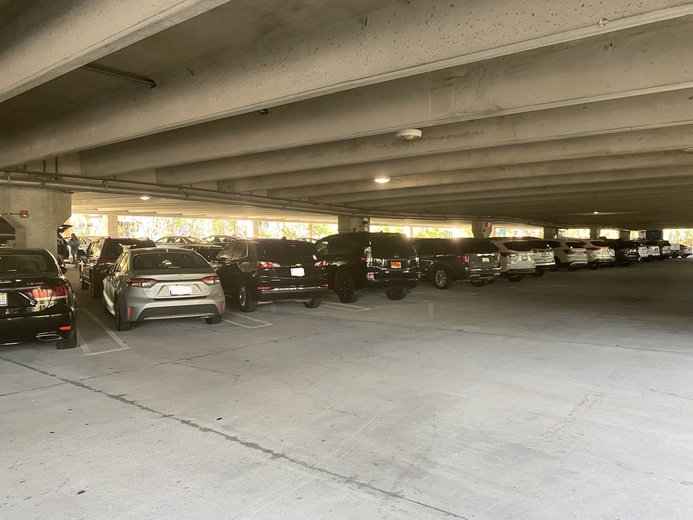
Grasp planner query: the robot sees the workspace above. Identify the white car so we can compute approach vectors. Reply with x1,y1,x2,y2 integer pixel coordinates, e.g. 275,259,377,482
579,240,615,269
523,239,556,276
545,239,588,270
488,239,536,282
671,243,692,258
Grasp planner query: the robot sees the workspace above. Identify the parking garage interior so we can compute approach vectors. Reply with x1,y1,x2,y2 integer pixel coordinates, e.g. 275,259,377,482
2,1,693,518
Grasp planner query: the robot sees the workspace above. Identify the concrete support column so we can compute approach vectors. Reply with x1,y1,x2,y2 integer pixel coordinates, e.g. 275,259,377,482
0,187,71,256
471,219,493,239
619,229,631,240
252,220,260,238
543,226,558,240
338,215,369,233
107,215,118,237
645,230,664,240
589,227,601,240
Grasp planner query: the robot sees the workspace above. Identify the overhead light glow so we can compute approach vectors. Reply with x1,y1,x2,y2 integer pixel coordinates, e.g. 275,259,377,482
374,176,390,184
593,211,600,214
139,195,151,201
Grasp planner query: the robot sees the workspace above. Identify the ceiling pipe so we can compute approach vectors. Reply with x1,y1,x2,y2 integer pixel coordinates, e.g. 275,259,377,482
80,64,156,88
0,169,558,227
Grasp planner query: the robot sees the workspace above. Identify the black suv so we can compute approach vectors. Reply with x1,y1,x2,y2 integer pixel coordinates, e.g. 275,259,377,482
604,240,640,266
213,239,327,312
79,237,157,298
314,232,419,302
413,238,500,289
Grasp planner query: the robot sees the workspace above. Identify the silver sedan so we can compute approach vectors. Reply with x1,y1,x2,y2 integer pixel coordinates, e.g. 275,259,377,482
103,247,225,331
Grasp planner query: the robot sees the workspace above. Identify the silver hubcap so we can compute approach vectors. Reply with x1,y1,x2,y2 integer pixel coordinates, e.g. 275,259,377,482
435,270,448,286
239,286,247,307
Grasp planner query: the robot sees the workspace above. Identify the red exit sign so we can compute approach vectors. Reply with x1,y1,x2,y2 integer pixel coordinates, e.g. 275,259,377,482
19,210,28,218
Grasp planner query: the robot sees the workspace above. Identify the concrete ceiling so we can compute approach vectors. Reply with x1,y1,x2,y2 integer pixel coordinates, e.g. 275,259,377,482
3,0,693,229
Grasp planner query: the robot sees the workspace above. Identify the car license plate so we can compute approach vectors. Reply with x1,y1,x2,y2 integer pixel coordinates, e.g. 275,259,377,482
170,285,191,296
391,261,401,269
482,257,489,262
0,292,6,307
291,267,305,277
521,255,528,261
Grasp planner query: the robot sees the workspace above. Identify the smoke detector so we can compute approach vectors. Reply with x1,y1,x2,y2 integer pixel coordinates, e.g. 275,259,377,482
396,128,422,141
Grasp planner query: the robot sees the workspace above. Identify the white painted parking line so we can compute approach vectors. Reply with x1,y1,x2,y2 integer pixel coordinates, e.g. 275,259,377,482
321,302,372,312
78,331,92,354
223,312,273,329
81,309,131,352
402,296,431,303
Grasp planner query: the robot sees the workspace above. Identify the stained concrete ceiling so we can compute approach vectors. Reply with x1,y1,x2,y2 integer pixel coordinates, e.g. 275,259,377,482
2,0,693,229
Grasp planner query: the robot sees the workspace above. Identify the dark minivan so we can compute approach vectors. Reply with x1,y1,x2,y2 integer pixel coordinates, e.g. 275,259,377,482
213,239,327,312
314,232,419,302
413,238,500,289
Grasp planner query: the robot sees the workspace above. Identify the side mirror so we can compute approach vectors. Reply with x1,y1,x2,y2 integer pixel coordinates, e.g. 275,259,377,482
60,265,67,275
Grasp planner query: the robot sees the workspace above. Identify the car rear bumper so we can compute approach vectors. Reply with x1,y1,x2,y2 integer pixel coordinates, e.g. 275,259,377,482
257,286,328,302
0,312,75,345
130,300,223,321
504,267,535,276
467,270,501,282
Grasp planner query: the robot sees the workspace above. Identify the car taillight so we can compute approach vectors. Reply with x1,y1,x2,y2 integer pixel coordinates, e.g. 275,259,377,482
202,276,220,285
458,254,469,263
257,286,271,290
361,246,373,266
564,249,576,254
257,261,281,268
22,285,69,301
620,247,631,251
314,260,328,267
127,278,157,288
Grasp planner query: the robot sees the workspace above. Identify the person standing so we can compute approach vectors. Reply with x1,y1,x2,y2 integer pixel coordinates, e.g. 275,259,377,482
67,233,80,264
57,232,68,266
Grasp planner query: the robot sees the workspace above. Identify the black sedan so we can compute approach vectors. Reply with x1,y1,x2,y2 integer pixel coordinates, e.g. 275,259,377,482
0,248,77,349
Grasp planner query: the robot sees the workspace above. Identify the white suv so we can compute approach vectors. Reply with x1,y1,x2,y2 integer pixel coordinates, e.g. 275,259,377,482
488,239,537,282
545,239,588,270
579,240,614,269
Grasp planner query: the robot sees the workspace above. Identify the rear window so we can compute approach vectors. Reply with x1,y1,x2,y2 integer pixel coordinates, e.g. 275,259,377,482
103,239,155,257
456,239,497,254
566,241,584,248
0,251,57,275
371,235,415,258
260,241,319,262
525,240,552,249
132,252,210,270
591,241,609,247
502,241,533,252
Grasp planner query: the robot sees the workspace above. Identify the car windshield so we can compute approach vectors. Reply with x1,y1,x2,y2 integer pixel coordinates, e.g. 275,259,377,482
0,252,57,275
184,237,204,244
502,241,533,251
260,242,318,263
132,252,210,270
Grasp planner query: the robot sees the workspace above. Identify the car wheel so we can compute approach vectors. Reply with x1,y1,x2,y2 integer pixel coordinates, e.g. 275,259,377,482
470,280,486,287
238,282,257,312
549,259,561,271
115,300,132,331
507,274,523,282
385,288,406,300
89,276,101,299
588,263,599,270
532,269,545,277
303,297,322,308
205,314,222,324
335,269,358,303
567,264,580,271
432,267,452,289
56,332,77,350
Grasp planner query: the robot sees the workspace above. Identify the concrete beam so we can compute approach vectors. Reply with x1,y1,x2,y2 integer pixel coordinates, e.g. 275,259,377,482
273,155,693,202
226,122,693,194
163,88,693,186
0,0,232,103
7,9,693,171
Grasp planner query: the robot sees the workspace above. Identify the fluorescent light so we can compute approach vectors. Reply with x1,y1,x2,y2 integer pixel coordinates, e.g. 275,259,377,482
593,211,599,214
139,195,151,201
374,176,390,184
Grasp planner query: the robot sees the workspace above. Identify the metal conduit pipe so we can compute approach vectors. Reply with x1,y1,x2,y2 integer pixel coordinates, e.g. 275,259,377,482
0,170,557,227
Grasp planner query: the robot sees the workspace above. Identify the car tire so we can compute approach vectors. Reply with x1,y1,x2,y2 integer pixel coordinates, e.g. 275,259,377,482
303,297,322,308
115,300,132,331
550,259,561,271
470,280,486,287
56,332,77,350
385,288,406,300
532,269,545,277
335,269,358,303
432,266,452,289
238,282,257,312
205,314,222,324
567,264,580,271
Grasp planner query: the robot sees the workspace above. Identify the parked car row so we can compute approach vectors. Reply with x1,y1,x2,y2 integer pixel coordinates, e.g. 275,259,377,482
2,233,689,346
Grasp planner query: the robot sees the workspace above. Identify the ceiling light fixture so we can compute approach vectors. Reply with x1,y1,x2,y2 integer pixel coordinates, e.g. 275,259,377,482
139,195,151,201
593,211,600,214
374,176,391,184
395,128,422,141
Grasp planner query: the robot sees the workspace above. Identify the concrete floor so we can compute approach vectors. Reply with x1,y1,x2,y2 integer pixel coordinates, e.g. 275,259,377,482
2,260,693,519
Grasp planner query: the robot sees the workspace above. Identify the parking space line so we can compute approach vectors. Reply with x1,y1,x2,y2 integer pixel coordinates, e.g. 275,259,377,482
223,312,273,329
78,331,92,354
402,296,431,303
321,302,372,312
81,309,131,351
